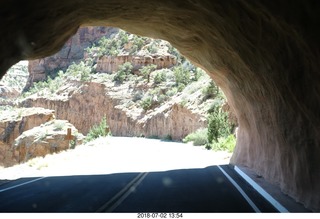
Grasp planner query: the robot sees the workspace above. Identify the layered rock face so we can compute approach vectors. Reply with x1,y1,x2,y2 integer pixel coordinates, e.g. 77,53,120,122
0,0,319,211
96,55,176,73
21,81,207,141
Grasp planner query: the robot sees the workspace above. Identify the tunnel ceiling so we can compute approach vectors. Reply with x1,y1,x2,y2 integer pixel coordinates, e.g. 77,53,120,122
0,0,319,211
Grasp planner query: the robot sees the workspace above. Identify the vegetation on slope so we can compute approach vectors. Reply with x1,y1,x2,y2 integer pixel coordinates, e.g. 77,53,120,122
4,29,237,152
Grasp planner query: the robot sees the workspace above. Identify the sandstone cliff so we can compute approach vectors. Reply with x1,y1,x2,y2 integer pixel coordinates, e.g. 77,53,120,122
21,79,208,141
21,28,209,141
96,54,176,74
25,27,118,90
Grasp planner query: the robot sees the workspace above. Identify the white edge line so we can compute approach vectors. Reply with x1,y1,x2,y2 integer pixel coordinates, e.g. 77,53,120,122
234,166,289,213
0,177,46,193
217,165,261,213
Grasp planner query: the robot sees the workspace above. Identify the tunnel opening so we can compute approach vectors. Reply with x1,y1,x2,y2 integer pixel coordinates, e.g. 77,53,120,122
0,27,237,167
0,0,319,212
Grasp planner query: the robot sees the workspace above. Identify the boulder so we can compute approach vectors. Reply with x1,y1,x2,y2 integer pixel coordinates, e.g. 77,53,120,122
13,120,84,163
0,107,55,167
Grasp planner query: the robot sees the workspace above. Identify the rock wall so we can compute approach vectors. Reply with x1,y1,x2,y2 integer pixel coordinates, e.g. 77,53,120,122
21,81,207,141
0,84,19,99
0,0,319,211
96,54,177,73
13,120,84,164
25,26,118,90
0,108,55,167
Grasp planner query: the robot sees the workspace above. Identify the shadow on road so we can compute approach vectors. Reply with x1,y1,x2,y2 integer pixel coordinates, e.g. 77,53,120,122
0,165,280,213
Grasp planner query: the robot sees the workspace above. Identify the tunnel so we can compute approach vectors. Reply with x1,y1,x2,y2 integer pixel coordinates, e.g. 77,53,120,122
0,0,319,212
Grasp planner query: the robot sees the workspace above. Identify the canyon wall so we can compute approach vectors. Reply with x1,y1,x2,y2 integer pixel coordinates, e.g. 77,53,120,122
96,54,177,73
21,81,207,141
25,27,118,90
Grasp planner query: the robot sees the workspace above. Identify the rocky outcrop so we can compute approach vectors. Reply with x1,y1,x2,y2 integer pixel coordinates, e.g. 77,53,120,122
0,107,55,167
0,107,84,167
96,54,177,73
0,84,19,99
26,59,47,87
13,120,84,164
138,103,207,140
0,0,320,211
24,27,118,90
21,81,207,141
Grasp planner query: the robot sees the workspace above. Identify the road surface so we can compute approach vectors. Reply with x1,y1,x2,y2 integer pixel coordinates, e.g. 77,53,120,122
0,137,278,212
0,166,278,212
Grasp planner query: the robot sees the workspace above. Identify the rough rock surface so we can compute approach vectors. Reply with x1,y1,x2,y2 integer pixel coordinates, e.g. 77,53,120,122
96,54,177,74
25,27,118,90
21,80,207,141
13,120,84,164
0,107,55,167
0,0,319,211
0,84,19,99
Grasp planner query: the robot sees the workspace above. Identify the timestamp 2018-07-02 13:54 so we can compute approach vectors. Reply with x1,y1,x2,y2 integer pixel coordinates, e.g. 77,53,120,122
137,213,183,218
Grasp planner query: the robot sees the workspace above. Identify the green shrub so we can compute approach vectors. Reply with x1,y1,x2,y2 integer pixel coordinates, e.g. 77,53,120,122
138,87,169,110
66,61,92,82
193,67,205,81
113,62,133,83
85,116,110,143
140,64,157,80
163,134,172,141
207,107,231,144
202,81,219,101
158,94,167,103
86,30,149,57
140,96,153,110
154,71,166,84
147,42,158,54
166,87,178,97
173,66,190,86
177,83,186,92
209,135,236,153
183,128,208,146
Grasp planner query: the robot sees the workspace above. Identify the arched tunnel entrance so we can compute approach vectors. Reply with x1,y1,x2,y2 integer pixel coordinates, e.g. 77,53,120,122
0,0,319,212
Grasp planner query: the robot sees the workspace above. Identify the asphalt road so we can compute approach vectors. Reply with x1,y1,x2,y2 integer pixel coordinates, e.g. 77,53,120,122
0,165,278,213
